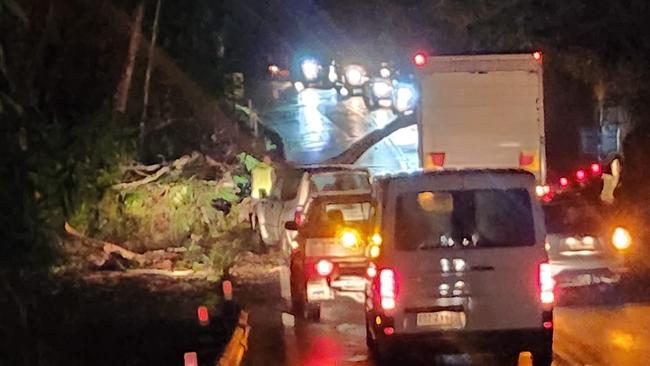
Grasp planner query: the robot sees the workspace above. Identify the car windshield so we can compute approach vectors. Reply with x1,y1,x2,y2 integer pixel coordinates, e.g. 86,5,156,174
394,189,535,250
301,196,373,237
543,202,604,235
310,171,370,192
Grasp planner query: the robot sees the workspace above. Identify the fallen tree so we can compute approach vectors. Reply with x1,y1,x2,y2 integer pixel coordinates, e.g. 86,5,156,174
324,113,418,164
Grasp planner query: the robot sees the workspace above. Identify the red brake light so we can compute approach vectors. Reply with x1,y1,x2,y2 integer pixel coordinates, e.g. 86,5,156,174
379,268,397,310
316,259,334,277
294,206,304,226
559,177,569,188
590,163,602,176
413,52,428,67
575,169,586,182
539,263,555,305
197,306,209,324
533,51,543,61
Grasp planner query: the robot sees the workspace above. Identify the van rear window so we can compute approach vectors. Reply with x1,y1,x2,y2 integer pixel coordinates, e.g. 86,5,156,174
394,189,535,250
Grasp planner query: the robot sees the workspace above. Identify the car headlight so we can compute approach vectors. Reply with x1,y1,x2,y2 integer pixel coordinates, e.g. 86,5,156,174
345,66,365,86
395,85,417,112
372,81,392,98
380,67,391,78
612,227,632,250
301,59,320,81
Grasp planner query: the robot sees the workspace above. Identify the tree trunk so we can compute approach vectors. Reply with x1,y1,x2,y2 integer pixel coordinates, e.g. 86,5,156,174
140,0,162,144
113,1,144,114
325,113,417,164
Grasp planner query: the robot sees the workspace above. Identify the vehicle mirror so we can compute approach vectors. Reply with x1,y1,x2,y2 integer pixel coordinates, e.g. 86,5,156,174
284,221,299,231
258,188,268,199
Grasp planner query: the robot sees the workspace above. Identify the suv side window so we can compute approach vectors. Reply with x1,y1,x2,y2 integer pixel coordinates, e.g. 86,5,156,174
280,171,303,201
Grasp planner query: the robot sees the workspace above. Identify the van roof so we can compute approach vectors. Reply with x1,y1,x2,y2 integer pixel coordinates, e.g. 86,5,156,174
374,168,535,183
294,164,370,174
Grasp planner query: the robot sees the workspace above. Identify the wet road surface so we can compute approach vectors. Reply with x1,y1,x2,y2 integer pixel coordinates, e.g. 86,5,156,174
260,88,419,173
240,272,650,366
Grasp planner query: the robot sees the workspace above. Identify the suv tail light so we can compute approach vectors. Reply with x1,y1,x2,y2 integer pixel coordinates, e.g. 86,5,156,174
379,268,397,310
316,259,334,277
294,206,304,226
539,262,555,305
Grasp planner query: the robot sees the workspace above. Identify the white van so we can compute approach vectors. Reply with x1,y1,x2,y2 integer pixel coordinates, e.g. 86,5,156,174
365,169,553,365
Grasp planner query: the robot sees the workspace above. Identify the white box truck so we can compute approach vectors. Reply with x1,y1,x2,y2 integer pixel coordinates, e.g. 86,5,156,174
417,53,546,182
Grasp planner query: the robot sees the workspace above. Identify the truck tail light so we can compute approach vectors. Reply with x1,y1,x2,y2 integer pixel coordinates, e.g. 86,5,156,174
294,206,304,226
413,52,428,67
316,259,334,277
379,268,397,310
428,152,445,168
539,262,555,305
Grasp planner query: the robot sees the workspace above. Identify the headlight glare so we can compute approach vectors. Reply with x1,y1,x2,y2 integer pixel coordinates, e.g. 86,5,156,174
301,59,320,81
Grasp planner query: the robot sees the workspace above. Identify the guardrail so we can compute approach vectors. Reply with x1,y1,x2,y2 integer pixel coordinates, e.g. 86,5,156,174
217,310,250,366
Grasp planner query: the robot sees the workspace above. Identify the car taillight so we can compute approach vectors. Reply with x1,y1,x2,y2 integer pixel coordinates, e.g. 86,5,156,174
294,206,304,226
379,268,397,310
316,259,334,277
590,163,602,176
539,262,555,305
575,169,586,182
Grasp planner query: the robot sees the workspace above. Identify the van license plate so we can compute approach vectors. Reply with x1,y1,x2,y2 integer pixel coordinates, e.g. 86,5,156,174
416,311,466,329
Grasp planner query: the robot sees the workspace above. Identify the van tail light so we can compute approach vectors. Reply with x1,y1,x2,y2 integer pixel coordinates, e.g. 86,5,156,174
316,259,334,277
539,262,555,305
379,268,397,310
294,206,304,226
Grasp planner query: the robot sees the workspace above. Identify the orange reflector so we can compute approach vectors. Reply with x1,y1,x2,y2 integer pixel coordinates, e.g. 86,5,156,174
383,327,395,335
197,306,209,325
222,280,233,301
184,352,198,366
543,321,553,329
375,316,382,325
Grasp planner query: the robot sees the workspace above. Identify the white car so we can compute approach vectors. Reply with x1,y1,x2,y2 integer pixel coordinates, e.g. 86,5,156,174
543,199,626,290
252,165,371,251
366,169,553,365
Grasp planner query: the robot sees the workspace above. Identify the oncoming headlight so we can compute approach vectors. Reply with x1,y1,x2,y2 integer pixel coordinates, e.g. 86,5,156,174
345,66,365,86
372,81,392,98
380,67,391,78
301,59,320,81
394,84,417,112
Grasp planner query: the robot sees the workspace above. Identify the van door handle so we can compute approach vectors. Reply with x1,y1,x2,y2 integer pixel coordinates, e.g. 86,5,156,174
470,265,495,272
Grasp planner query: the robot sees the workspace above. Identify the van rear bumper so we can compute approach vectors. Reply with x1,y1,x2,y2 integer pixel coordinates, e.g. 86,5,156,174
376,327,553,355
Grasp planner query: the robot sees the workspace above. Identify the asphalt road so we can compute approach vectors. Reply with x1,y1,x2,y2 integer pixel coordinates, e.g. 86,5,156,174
247,87,650,365
241,272,650,366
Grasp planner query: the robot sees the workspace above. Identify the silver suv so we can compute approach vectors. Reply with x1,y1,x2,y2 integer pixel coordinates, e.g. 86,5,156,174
365,169,553,365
